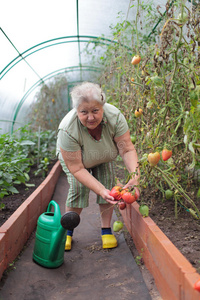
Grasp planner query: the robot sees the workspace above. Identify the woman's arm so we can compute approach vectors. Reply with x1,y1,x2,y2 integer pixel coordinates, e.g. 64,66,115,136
114,131,140,192
60,147,116,204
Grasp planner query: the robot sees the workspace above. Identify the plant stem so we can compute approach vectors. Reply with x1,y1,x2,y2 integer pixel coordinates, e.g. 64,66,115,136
135,0,140,54
155,166,200,218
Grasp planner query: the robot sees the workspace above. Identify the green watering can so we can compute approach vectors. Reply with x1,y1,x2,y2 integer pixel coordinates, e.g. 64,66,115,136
33,200,80,268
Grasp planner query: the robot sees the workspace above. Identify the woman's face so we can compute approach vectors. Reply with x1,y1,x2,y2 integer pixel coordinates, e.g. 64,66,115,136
77,100,104,130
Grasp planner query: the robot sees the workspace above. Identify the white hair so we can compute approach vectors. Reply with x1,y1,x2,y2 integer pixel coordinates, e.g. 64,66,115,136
70,82,106,109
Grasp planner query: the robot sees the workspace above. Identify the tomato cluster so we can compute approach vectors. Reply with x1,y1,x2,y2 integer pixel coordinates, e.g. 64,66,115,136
109,186,139,209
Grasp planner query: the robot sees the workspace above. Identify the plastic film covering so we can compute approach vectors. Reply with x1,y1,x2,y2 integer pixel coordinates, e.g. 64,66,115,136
0,0,167,133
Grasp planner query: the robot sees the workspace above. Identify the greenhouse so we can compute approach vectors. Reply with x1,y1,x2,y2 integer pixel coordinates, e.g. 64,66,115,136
0,0,200,299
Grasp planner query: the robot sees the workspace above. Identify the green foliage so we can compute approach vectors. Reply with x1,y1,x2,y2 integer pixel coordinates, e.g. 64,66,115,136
28,75,70,131
0,126,56,205
84,0,200,218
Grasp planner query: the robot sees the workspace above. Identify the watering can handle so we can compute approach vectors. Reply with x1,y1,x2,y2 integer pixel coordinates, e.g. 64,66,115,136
47,200,61,217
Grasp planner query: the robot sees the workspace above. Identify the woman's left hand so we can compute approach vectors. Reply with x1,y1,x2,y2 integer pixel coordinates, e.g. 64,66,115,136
123,179,140,199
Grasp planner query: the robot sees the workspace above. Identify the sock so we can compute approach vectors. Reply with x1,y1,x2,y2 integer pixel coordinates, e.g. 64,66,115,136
101,227,112,235
67,229,74,237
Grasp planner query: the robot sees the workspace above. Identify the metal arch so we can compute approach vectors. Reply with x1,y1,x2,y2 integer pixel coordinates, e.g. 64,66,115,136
0,35,132,80
10,65,102,133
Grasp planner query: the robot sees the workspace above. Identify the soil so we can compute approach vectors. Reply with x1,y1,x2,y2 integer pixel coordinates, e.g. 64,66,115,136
0,161,57,227
142,190,200,274
0,159,200,297
114,162,200,275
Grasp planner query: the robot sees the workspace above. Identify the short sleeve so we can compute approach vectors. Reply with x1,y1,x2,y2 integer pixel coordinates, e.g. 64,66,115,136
57,129,81,152
114,112,129,137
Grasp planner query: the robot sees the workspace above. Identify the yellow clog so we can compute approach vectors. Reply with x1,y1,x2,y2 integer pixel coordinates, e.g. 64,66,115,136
65,235,72,251
102,234,117,249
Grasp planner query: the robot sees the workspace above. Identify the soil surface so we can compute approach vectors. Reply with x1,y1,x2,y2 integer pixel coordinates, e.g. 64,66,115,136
115,162,200,275
0,161,57,227
0,160,200,279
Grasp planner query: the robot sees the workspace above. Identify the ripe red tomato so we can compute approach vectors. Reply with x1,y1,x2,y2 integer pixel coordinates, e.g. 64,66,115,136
148,152,160,167
162,149,172,161
120,188,128,196
109,186,122,200
131,55,141,65
118,201,126,210
194,278,200,292
135,108,143,118
122,190,137,204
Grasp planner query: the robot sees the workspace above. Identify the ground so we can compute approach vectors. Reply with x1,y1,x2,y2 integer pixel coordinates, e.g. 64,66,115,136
0,160,200,279
115,162,200,275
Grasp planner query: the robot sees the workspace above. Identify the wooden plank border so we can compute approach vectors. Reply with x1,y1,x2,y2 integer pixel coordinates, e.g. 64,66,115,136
0,161,62,279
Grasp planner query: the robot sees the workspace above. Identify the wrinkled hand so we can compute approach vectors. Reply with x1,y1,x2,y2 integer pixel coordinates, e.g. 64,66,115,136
100,188,119,205
123,179,140,199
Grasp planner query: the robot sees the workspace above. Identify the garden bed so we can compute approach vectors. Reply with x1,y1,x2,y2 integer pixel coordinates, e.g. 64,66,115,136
140,188,200,274
0,162,57,227
0,160,199,274
115,163,200,276
0,160,200,299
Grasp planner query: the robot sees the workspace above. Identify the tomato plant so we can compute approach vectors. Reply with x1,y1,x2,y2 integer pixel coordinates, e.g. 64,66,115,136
84,1,200,219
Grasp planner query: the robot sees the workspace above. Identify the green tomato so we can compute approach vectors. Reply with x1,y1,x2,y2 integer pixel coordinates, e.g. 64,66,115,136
131,135,137,144
44,157,49,163
113,221,123,232
165,189,173,200
177,12,188,25
139,205,149,217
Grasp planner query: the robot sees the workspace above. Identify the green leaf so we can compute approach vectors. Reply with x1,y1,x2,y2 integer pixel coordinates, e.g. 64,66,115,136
20,140,35,146
13,180,22,185
187,153,196,170
0,203,5,210
24,173,30,181
189,142,195,154
3,173,13,183
0,191,8,198
16,175,26,183
25,183,35,187
184,135,188,144
6,186,19,194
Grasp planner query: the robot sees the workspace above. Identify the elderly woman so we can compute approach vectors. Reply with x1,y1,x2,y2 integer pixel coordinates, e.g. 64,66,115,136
56,82,140,251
